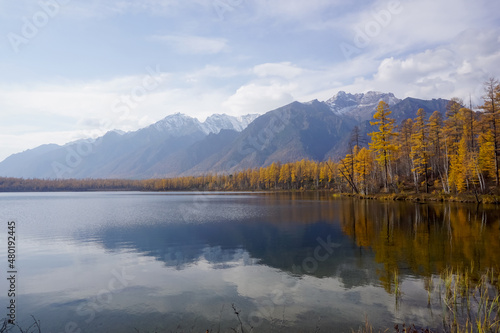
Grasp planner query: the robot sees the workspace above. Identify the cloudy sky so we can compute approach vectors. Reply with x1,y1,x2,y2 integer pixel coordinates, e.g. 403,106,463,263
0,0,499,161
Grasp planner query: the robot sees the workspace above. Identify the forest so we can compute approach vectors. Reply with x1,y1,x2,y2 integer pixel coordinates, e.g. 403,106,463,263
1,78,499,196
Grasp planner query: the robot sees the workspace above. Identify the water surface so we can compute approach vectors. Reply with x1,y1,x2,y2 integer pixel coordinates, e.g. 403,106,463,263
0,192,498,332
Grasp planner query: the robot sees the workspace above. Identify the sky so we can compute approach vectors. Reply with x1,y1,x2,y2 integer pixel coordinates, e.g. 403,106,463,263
0,0,499,161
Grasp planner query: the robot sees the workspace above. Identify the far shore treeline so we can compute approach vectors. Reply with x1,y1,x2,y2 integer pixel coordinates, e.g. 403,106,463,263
2,79,500,198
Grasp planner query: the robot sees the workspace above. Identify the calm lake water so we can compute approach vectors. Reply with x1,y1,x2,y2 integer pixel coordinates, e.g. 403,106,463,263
0,192,499,332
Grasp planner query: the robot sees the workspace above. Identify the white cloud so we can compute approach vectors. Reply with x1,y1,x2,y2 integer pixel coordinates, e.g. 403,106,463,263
253,62,303,80
247,0,343,21
350,26,500,103
223,82,296,115
373,49,454,83
50,0,185,19
336,0,493,60
0,64,246,160
183,65,247,84
1,0,499,161
2,18,499,163
151,34,229,54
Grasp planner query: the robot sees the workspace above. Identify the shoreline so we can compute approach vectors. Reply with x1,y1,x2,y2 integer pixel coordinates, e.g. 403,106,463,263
339,191,500,204
2,187,500,204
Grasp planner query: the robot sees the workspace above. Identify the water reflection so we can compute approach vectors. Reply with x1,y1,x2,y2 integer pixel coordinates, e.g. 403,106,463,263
93,218,381,287
92,195,500,283
337,199,500,290
0,192,498,332
80,194,500,332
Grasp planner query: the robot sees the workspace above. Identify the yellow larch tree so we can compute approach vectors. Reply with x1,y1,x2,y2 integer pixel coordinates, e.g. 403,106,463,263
397,118,414,180
443,99,465,193
339,149,358,193
354,147,373,195
319,163,328,187
428,111,444,189
268,162,280,189
369,101,399,192
410,109,430,193
479,78,500,185
478,130,496,180
279,163,291,189
338,155,358,194
451,136,468,192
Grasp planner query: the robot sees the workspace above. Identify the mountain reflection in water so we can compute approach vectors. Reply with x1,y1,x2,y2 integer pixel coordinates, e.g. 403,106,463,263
0,192,498,332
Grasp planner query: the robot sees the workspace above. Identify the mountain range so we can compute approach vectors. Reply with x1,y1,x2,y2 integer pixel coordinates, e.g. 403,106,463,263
0,91,450,179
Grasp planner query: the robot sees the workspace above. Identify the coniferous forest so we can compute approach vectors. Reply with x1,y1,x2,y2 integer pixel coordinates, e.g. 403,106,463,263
1,78,500,198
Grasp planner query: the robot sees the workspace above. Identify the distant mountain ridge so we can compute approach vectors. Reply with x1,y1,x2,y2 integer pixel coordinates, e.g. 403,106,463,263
150,112,259,136
0,92,451,179
325,91,401,121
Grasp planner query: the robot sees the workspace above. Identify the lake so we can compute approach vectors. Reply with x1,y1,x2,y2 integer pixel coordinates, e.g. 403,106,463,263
0,192,498,332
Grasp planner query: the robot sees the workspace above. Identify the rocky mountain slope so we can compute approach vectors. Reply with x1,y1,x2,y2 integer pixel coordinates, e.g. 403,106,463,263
0,92,450,179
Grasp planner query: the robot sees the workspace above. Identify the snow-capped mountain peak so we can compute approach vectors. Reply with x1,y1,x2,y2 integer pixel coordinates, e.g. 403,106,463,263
152,113,203,136
325,91,401,120
202,113,260,134
152,112,259,136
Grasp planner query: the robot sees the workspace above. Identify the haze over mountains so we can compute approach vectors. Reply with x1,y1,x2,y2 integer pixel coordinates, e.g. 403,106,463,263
0,91,450,179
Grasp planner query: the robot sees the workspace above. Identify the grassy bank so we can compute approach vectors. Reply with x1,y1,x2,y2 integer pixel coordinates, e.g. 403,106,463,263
354,268,500,333
340,192,500,204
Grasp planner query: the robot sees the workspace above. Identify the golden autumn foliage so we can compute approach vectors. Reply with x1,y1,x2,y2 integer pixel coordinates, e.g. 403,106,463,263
369,101,399,191
410,108,430,193
2,79,500,195
354,147,373,195
0,159,342,192
479,130,496,179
